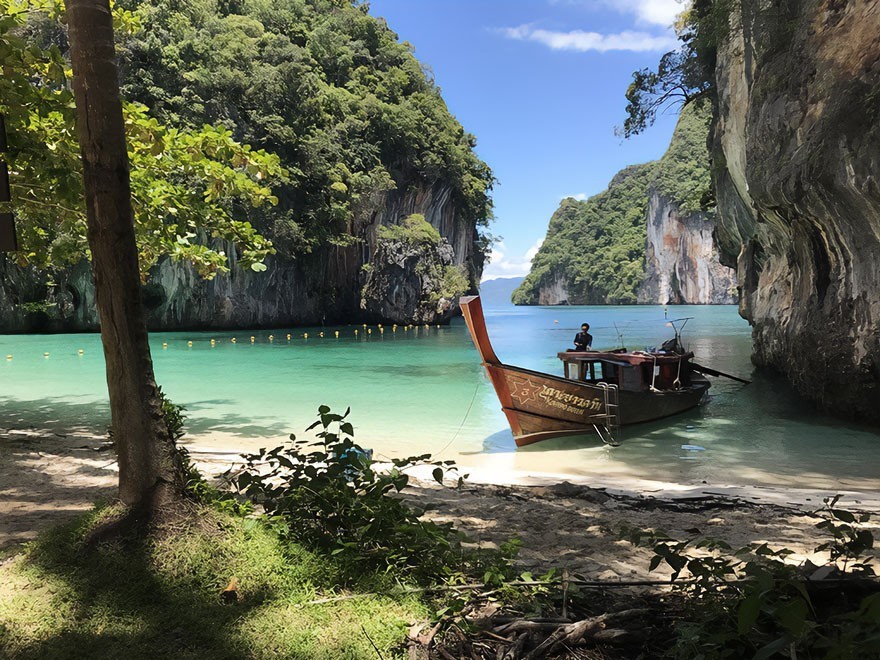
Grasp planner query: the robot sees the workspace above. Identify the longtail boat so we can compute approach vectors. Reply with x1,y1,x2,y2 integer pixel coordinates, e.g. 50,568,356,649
460,295,711,447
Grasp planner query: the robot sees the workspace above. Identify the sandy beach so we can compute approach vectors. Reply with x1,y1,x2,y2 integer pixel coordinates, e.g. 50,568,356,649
3,428,879,582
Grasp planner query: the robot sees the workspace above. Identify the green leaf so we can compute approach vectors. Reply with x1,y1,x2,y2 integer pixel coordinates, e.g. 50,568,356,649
752,636,789,660
432,467,443,485
737,592,762,635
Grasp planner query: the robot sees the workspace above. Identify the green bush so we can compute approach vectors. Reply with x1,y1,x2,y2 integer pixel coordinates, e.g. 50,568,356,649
622,496,880,659
376,213,441,246
234,405,469,584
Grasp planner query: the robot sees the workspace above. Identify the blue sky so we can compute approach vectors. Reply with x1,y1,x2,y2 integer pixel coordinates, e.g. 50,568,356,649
367,0,688,280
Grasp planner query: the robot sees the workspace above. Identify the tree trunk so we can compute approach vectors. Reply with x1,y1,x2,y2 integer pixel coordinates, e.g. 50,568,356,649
66,0,183,508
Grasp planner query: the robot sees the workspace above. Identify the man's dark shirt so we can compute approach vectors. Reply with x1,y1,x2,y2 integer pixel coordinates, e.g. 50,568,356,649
574,331,593,351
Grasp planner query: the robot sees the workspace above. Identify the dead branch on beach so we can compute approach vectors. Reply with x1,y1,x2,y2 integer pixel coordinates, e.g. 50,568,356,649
407,609,653,659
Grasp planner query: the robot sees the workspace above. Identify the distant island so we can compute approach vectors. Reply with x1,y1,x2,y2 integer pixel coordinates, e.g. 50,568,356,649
512,103,736,306
478,276,524,307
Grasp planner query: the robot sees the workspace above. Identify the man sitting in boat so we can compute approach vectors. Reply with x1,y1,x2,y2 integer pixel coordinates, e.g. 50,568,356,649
573,323,593,351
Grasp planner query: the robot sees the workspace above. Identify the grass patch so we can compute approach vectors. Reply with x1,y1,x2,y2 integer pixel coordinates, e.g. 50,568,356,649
0,502,427,659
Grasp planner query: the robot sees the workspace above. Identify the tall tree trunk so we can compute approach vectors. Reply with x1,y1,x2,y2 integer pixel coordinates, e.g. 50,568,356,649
66,0,183,508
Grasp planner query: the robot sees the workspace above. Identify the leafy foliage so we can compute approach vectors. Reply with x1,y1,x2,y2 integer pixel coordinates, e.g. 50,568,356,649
115,0,494,257
512,102,712,306
377,213,441,245
1,0,285,278
621,496,880,659
619,0,723,138
234,406,471,584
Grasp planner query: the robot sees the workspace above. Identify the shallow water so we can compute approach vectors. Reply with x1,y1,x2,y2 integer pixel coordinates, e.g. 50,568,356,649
1,304,878,491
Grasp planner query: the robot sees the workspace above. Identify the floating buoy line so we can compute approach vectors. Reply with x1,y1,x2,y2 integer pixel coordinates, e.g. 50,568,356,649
1,324,448,361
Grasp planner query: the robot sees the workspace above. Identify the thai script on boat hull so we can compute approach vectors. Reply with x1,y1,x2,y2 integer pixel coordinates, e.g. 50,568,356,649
538,386,604,415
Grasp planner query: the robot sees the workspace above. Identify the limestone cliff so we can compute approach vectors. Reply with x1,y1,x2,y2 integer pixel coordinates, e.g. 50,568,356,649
710,0,880,420
0,179,482,332
638,190,737,304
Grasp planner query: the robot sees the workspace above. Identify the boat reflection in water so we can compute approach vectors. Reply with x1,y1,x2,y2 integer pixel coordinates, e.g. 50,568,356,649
460,296,711,447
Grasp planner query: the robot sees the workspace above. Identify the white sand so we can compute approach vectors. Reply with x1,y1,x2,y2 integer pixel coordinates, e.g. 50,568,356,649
3,431,879,580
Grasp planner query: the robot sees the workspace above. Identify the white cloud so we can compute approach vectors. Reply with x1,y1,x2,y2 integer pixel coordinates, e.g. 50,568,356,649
482,238,545,281
607,0,686,28
500,24,678,53
563,192,588,201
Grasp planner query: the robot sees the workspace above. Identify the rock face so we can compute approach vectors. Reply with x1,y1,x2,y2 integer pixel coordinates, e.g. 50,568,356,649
711,0,880,420
638,190,737,304
535,275,570,306
0,180,482,331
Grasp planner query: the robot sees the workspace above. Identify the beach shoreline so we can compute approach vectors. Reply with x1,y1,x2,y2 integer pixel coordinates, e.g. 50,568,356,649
3,429,879,580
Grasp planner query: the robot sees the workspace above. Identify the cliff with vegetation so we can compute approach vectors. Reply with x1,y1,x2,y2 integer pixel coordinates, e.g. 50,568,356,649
707,0,880,420
512,103,734,306
0,0,492,331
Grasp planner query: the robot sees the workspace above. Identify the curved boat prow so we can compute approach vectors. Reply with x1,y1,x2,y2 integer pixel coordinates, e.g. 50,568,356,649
460,296,501,366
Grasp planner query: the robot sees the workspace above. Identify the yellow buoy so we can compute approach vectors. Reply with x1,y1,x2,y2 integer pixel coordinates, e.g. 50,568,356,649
77,349,84,355
43,352,49,358
287,333,291,340
268,335,274,342
6,354,12,361
162,342,168,349
187,341,193,347
210,339,216,346
250,336,255,343
362,323,367,328
231,337,237,343
367,328,372,335
354,329,359,335
319,331,324,338
378,324,383,329
304,333,308,339
379,327,384,334
334,331,339,338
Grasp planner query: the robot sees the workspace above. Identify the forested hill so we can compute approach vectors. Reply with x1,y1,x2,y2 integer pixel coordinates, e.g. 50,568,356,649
512,102,728,306
0,0,493,331
116,0,492,258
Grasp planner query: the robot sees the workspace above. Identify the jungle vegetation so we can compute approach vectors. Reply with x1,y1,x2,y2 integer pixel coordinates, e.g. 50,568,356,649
115,0,494,257
3,0,493,274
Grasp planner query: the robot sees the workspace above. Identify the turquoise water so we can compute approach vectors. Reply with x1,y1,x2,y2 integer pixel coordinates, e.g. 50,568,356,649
1,304,878,490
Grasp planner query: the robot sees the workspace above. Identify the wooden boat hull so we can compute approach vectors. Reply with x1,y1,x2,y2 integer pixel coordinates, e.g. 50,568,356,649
460,295,710,446
488,362,709,446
